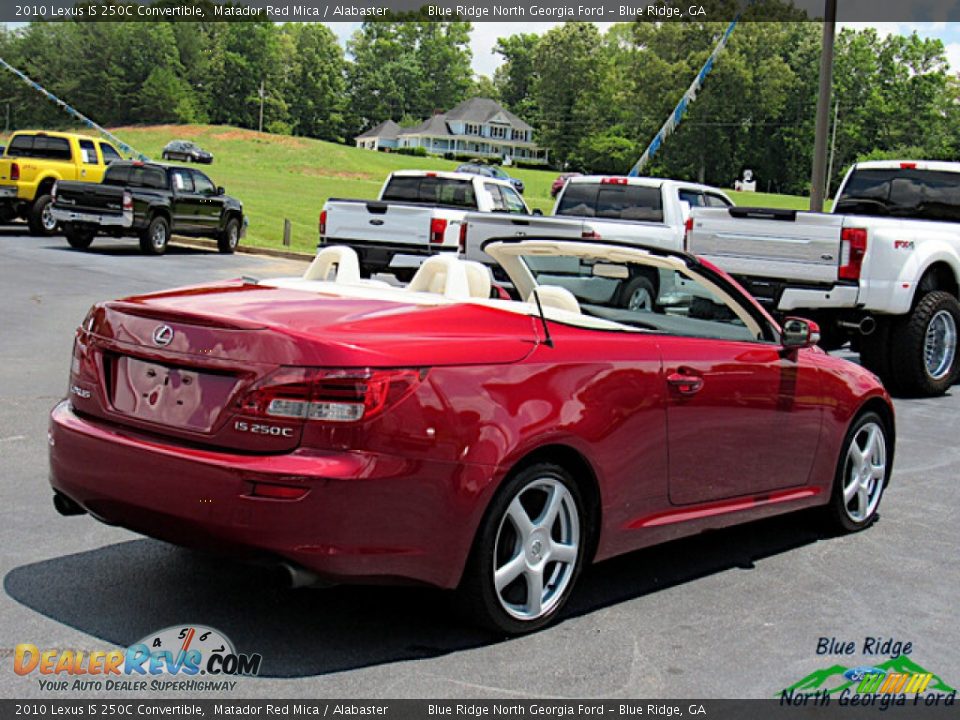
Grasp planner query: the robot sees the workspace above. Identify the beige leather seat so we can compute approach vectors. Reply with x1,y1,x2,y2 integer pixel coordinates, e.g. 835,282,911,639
407,255,471,299
528,285,581,315
462,261,492,299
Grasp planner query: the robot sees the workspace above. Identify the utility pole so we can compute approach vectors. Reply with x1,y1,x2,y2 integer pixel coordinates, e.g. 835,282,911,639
258,79,265,133
826,99,840,201
809,0,837,212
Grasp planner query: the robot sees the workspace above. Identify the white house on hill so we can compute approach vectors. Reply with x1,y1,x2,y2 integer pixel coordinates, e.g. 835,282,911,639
354,98,548,165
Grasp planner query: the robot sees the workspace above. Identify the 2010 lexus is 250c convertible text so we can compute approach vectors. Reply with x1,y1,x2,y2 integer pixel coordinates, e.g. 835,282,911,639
48,238,894,633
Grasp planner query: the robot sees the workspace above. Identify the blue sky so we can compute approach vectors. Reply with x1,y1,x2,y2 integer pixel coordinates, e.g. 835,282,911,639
327,21,960,78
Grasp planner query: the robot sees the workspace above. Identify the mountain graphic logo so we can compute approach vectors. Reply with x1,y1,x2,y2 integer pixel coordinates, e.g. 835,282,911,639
780,656,956,697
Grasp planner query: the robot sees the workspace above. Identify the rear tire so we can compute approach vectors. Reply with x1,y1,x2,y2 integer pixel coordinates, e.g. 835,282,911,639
64,223,95,250
139,215,170,255
823,411,890,533
28,194,57,236
458,462,585,635
619,275,657,311
217,217,240,254
889,291,960,397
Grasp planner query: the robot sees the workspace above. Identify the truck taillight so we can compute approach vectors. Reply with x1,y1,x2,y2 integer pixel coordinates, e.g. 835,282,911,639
430,218,447,245
122,191,133,211
319,209,327,237
10,162,19,181
839,228,868,280
237,367,424,424
600,177,628,185
458,221,468,253
582,229,602,240
683,216,694,250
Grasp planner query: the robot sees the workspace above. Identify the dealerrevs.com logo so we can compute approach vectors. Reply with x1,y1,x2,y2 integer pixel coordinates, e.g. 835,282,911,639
13,625,262,692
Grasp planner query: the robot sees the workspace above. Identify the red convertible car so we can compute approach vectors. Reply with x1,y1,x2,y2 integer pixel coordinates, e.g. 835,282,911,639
49,239,894,633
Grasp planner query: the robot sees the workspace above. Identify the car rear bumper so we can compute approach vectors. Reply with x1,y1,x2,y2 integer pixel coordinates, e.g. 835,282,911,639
51,206,134,228
48,401,488,588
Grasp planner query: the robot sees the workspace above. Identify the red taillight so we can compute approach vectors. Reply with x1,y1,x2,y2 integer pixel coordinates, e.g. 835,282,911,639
458,221,468,253
250,482,309,500
900,162,917,169
122,191,133,211
430,217,447,245
237,367,424,424
10,162,19,181
839,227,868,280
601,177,628,185
318,209,327,237
582,229,601,239
683,216,694,250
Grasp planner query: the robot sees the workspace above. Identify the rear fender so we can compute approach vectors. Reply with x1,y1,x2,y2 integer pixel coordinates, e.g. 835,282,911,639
890,243,960,313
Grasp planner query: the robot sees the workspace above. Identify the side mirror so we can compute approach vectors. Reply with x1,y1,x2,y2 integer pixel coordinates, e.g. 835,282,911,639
532,208,543,216
781,317,821,350
216,186,225,196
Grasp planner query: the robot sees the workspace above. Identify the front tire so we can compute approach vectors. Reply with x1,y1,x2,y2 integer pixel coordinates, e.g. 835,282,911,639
64,223,95,250
890,291,960,397
459,463,585,635
824,411,890,533
28,194,57,236
139,215,170,255
217,217,240,254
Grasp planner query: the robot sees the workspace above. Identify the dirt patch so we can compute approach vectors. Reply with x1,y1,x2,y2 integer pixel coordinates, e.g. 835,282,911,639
210,129,308,148
289,166,378,181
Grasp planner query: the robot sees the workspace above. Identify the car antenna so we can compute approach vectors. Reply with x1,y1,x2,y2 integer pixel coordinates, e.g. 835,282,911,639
531,288,554,348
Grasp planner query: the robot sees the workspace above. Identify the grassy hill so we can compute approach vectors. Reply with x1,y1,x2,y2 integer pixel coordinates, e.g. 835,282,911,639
100,125,809,254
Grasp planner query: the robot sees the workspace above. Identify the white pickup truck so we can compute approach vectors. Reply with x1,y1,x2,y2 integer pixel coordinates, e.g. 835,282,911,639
461,175,733,310
687,160,960,396
319,170,532,282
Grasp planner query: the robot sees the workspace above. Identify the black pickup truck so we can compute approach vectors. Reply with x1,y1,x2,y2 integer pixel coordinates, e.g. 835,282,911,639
51,161,245,255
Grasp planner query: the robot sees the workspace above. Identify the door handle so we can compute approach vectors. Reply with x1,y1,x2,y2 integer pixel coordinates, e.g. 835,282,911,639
667,370,704,395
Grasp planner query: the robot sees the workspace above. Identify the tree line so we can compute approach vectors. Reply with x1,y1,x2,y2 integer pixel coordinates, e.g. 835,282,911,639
1,12,958,195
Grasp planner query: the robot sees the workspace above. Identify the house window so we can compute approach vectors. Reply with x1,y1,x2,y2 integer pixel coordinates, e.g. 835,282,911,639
512,129,527,142
490,125,507,139
464,123,481,136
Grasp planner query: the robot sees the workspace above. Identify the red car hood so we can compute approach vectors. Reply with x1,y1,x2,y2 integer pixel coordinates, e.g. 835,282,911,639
90,281,540,367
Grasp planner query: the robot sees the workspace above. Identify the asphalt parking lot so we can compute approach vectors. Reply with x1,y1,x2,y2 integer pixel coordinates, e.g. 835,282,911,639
1,230,957,700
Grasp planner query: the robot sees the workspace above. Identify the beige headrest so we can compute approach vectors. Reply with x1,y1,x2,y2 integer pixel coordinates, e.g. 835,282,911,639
303,246,362,284
528,285,581,315
407,255,470,299
462,261,492,299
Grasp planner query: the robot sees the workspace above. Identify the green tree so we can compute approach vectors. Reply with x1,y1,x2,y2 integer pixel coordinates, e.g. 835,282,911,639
282,24,346,141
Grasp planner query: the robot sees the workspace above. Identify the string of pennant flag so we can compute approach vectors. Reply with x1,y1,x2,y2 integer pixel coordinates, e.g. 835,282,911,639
0,56,149,161
628,16,741,177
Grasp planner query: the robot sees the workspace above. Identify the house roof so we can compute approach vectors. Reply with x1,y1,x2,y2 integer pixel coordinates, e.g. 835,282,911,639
444,97,533,132
354,119,401,140
397,114,452,137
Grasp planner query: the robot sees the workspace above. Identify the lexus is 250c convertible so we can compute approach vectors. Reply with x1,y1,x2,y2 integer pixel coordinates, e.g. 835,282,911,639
48,238,894,633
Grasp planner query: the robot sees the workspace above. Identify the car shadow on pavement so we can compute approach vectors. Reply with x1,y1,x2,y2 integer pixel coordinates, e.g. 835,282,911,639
45,244,214,256
4,509,843,678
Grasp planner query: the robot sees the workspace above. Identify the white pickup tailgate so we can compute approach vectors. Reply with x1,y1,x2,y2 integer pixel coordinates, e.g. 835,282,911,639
325,200,438,247
462,213,586,264
688,207,844,284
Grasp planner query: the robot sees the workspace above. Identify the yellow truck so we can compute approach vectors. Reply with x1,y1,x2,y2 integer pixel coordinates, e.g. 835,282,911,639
0,130,123,235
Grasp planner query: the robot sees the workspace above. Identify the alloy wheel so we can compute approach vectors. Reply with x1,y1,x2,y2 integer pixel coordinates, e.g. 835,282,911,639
924,309,957,380
492,476,580,621
841,421,886,523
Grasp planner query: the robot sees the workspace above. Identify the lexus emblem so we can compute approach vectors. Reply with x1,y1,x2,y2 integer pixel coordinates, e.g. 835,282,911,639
152,324,174,347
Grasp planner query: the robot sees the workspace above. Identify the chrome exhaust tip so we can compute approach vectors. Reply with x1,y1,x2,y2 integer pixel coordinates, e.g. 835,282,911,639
837,316,876,336
280,562,329,589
